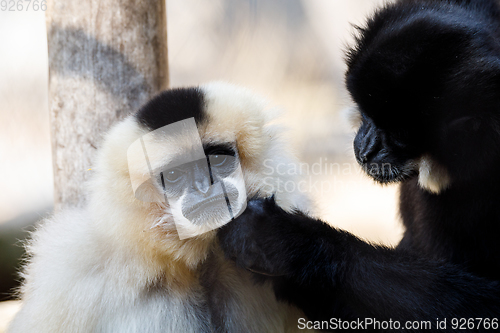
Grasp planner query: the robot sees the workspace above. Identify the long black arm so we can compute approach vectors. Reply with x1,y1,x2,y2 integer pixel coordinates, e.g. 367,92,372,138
218,198,500,329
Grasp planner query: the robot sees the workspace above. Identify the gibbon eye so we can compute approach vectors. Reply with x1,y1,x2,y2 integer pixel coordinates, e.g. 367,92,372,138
164,169,183,183
210,154,228,167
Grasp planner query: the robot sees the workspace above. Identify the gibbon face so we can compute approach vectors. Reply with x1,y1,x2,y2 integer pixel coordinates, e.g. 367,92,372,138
126,114,247,239
345,1,500,193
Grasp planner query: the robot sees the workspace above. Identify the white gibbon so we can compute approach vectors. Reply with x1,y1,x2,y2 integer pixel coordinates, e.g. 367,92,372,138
8,82,314,333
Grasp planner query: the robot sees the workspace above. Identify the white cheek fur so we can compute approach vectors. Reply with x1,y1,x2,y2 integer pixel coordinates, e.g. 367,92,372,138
418,155,451,194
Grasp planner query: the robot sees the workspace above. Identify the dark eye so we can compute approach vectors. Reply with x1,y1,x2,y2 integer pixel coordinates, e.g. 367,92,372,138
164,169,183,183
210,155,228,167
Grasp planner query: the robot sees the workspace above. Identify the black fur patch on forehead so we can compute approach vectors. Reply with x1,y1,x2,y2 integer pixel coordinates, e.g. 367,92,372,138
135,87,206,131
203,143,236,157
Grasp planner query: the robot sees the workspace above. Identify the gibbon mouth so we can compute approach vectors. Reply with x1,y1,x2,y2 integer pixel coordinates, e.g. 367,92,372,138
360,162,417,184
182,191,239,221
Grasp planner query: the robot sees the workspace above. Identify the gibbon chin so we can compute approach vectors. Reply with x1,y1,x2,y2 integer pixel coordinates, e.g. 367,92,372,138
8,82,314,333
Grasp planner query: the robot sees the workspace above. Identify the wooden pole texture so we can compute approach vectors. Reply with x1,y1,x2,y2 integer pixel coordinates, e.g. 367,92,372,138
46,0,169,211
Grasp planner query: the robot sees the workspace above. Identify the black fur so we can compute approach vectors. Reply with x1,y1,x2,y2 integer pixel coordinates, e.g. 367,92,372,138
219,0,500,330
135,87,206,130
349,0,500,281
219,198,500,329
203,143,236,157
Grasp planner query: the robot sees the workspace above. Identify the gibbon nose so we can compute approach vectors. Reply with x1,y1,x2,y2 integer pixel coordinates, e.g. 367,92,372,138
354,122,382,164
194,175,211,194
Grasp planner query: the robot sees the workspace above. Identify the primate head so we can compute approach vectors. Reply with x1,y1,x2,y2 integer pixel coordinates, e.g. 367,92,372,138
345,1,500,193
127,115,247,239
89,82,302,266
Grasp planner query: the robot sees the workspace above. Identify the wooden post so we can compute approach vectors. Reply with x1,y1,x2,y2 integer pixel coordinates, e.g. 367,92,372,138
46,0,169,211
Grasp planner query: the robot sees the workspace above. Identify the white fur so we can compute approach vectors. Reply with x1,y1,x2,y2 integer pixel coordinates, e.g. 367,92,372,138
418,155,451,194
8,83,313,333
341,105,363,130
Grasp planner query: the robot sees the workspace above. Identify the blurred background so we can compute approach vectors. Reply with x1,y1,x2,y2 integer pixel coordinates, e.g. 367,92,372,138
0,0,398,329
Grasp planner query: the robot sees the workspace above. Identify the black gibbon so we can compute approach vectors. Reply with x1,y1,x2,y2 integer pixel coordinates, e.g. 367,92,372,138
8,82,315,333
219,0,500,329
